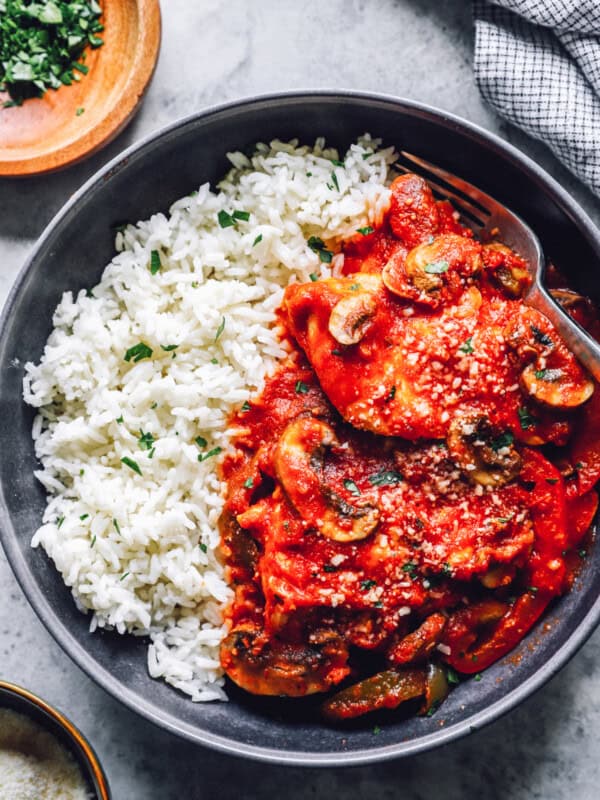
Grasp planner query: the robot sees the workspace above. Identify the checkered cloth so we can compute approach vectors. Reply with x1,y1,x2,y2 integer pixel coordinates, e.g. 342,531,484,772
473,0,600,196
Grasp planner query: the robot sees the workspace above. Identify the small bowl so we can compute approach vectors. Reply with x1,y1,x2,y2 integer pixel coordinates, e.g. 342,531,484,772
0,0,161,177
0,681,111,800
0,681,111,799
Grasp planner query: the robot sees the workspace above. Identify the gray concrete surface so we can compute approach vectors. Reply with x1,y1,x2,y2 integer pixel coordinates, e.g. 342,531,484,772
1,1,599,797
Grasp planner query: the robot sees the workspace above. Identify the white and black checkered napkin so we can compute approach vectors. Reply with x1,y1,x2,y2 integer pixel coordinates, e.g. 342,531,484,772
473,0,600,196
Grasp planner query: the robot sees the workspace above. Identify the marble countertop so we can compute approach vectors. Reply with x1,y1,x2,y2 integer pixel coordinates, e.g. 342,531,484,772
1,2,599,797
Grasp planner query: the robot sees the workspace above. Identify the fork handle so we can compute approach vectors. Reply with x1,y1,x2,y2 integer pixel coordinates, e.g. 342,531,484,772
526,283,600,383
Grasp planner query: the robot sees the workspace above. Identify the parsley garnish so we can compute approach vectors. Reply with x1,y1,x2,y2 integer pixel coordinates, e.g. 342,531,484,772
244,477,254,489
138,430,155,451
76,106,84,116
252,234,263,246
368,470,403,487
534,368,563,382
214,316,225,342
344,479,361,496
307,236,333,264
473,673,482,682
210,358,218,364
217,210,236,228
446,666,460,685
491,431,514,451
402,561,418,576
150,250,161,275
195,436,208,448
518,406,537,430
232,210,250,221
459,337,474,354
373,725,381,735
357,226,374,236
160,344,178,352
198,447,222,462
309,273,318,282
199,542,208,553
121,456,142,476
330,172,340,191
113,519,120,534
56,515,64,529
360,579,377,591
124,342,153,363
295,380,309,394
80,513,89,521
330,159,345,167
424,260,449,274
116,415,124,424
120,572,130,582
0,0,104,105
241,401,251,412
90,535,96,547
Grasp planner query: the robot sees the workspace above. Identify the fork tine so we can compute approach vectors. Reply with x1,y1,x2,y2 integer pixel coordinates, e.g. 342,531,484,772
399,150,498,215
393,160,488,229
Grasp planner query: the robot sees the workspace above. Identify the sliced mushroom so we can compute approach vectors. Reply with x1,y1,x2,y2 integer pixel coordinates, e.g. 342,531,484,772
447,413,522,487
521,363,594,409
328,291,377,345
484,242,530,297
274,416,380,542
382,233,482,304
221,624,350,696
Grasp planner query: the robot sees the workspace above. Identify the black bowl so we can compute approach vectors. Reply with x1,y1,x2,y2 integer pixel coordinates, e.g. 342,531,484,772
1,91,600,766
0,681,111,798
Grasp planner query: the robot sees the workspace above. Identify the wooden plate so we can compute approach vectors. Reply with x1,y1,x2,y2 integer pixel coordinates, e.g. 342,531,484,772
0,0,161,177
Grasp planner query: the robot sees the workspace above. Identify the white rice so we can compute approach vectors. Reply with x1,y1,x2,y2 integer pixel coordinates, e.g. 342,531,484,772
22,135,396,701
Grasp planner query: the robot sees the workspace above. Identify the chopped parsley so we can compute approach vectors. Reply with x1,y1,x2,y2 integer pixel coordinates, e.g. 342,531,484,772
138,430,155,451
517,406,537,430
244,477,254,489
124,342,153,363
368,469,403,487
307,236,334,264
120,572,130,582
214,316,225,342
360,579,377,591
199,542,208,554
473,673,482,682
75,106,84,116
357,226,374,236
210,358,218,364
252,233,263,246
197,446,222,463
401,561,418,578
343,479,361,497
0,0,104,106
241,401,251,412
160,344,178,352
79,513,89,521
90,535,96,547
446,666,460,685
459,337,474,354
534,368,563,382
56,515,65,529
330,172,340,191
295,380,309,394
113,519,120,534
195,436,208,448
372,725,381,735
121,457,142,476
116,415,124,424
579,548,587,558
232,210,250,222
150,250,161,275
330,159,345,167
424,260,449,274
217,210,236,228
491,431,514,451
309,273,318,282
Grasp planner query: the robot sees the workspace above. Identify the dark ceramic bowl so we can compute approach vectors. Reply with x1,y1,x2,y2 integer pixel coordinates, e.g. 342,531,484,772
1,91,600,766
0,681,111,798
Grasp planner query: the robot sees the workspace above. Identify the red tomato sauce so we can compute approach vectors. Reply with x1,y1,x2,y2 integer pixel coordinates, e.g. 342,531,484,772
219,172,600,717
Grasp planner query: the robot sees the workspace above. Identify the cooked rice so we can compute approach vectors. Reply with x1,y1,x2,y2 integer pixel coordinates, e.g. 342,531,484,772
22,136,396,701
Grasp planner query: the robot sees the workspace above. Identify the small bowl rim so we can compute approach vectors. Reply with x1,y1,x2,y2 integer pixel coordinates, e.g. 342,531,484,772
0,679,111,798
2,89,600,766
0,0,162,177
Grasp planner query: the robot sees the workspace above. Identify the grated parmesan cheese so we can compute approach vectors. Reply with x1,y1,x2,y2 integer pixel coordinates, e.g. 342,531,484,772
0,709,90,800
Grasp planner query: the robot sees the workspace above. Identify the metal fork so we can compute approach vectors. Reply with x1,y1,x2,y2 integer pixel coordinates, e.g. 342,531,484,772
395,151,600,382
